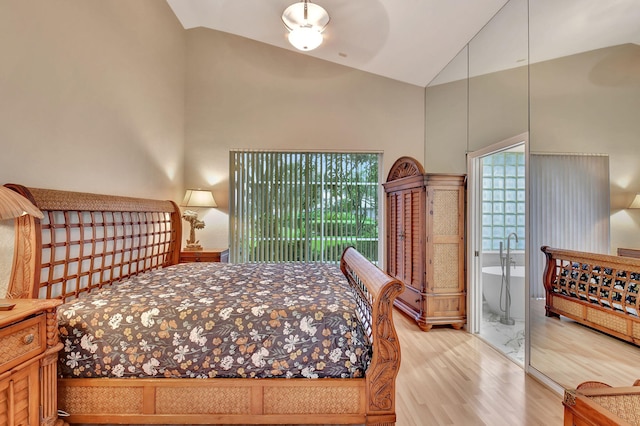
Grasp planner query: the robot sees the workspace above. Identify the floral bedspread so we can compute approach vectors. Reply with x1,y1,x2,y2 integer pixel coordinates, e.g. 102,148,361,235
57,262,370,379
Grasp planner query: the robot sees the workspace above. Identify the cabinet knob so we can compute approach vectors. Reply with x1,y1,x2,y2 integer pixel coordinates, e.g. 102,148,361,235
23,333,35,345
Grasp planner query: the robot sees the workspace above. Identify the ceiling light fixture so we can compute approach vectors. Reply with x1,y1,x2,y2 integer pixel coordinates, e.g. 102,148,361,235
282,0,330,52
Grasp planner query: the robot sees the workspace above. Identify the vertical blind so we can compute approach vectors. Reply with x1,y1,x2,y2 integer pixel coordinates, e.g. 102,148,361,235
229,151,380,263
529,153,610,298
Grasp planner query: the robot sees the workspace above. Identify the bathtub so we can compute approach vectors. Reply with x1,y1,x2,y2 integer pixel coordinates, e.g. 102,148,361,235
482,265,525,321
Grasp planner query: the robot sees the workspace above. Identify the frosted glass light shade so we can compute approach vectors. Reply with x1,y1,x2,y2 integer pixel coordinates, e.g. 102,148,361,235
288,26,323,51
629,194,640,209
181,189,217,208
0,186,43,220
282,1,329,52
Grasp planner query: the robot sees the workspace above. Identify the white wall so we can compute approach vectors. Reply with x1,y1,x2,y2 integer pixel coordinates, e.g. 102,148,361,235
0,3,441,253
530,44,640,253
426,44,640,254
0,1,186,201
184,28,425,249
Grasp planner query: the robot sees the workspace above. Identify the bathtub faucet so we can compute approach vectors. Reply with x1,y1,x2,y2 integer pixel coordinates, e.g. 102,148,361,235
499,232,519,326
506,232,519,268
499,232,519,268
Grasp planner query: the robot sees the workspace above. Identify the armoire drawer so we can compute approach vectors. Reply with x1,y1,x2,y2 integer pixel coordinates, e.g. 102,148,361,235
425,294,466,318
398,286,422,312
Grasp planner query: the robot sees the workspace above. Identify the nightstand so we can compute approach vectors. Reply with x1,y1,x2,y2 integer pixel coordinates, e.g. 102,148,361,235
180,248,229,263
0,298,64,426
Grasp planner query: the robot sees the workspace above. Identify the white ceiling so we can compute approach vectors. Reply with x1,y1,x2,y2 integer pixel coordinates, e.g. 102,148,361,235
167,0,640,88
166,0,510,87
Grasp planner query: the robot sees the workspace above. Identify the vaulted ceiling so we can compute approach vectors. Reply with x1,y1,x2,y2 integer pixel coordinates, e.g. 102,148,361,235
166,0,509,87
167,1,640,88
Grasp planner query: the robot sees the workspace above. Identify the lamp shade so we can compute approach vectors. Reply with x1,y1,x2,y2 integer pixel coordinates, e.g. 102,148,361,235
282,0,330,52
181,189,217,208
630,194,640,209
0,186,44,220
288,26,323,51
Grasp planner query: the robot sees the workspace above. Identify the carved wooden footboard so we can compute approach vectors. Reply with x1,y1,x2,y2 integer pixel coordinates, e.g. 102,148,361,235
542,246,640,345
5,184,404,425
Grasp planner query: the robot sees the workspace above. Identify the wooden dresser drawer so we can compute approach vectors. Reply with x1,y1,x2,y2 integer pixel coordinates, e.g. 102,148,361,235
0,314,45,374
180,249,229,263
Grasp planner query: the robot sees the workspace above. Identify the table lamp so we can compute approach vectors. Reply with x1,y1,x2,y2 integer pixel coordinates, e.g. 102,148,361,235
181,189,216,251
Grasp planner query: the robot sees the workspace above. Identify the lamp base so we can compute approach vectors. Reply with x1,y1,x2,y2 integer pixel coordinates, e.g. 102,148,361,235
184,244,203,251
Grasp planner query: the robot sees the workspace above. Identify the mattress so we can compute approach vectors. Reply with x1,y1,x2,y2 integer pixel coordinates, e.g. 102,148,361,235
57,262,370,379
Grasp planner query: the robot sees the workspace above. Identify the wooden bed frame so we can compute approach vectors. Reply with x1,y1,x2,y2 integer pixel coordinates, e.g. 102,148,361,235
5,184,404,425
563,383,640,426
542,245,640,346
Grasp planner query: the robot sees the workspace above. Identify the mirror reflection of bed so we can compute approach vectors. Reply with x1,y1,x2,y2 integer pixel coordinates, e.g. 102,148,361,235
427,0,640,393
534,247,640,389
528,0,640,390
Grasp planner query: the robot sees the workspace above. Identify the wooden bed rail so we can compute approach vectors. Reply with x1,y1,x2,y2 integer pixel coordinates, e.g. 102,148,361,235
4,184,181,300
341,247,405,423
541,246,640,345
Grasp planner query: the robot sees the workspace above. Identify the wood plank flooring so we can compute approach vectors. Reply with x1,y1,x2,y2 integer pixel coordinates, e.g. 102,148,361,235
394,310,564,425
530,298,640,389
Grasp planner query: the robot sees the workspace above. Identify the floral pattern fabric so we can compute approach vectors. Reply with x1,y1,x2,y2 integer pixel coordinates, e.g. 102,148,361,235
57,262,370,379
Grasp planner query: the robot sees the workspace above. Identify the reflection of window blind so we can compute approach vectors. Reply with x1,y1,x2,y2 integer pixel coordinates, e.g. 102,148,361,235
529,153,610,298
229,151,380,264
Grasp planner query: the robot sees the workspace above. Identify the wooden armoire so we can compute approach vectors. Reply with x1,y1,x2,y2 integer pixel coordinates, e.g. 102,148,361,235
383,156,466,331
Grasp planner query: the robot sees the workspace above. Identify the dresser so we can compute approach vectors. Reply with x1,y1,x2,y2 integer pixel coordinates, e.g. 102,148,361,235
179,248,229,263
383,156,466,331
0,299,63,426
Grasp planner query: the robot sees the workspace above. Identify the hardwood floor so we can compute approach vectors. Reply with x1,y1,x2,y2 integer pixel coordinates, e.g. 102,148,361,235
530,298,640,389
394,310,564,425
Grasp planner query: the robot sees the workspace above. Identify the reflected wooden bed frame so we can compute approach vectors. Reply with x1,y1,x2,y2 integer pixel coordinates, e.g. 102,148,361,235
542,246,640,346
5,184,404,426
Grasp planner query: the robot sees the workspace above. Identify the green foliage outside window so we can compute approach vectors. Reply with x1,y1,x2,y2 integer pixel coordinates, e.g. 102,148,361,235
230,151,380,263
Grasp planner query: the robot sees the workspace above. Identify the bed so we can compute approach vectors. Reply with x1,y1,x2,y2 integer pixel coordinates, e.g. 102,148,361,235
5,183,404,426
541,245,640,346
563,381,640,426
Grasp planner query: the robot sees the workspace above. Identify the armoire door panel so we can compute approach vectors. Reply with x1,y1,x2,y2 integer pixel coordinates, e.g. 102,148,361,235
430,243,462,293
429,188,461,236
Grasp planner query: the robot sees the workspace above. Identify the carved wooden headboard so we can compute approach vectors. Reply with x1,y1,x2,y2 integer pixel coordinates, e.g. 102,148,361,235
4,184,181,301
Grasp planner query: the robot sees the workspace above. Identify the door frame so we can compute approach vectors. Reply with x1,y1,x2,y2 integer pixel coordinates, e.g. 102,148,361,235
466,133,529,345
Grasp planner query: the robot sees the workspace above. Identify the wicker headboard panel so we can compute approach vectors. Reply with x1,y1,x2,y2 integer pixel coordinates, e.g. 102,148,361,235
5,184,181,301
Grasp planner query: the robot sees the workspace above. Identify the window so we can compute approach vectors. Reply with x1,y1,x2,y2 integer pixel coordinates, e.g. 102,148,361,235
230,151,380,263
481,150,526,251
